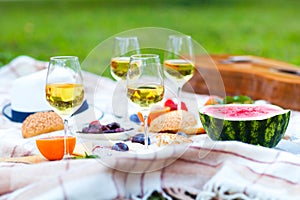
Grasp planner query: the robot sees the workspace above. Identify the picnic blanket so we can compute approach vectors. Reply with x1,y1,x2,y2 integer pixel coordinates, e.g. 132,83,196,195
1,56,300,200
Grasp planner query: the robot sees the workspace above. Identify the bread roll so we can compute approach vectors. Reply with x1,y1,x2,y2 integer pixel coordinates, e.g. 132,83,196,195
149,110,198,134
22,111,64,138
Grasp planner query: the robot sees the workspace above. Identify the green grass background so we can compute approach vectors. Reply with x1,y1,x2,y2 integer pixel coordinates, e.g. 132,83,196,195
1,0,300,78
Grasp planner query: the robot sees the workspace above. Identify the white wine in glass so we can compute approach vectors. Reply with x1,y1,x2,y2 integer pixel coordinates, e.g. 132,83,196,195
111,36,140,122
46,56,84,159
127,54,164,149
164,35,195,110
110,36,140,81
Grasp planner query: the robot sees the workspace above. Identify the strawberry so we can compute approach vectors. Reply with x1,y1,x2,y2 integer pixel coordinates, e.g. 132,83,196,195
164,98,188,111
180,102,188,111
89,120,101,127
164,99,177,110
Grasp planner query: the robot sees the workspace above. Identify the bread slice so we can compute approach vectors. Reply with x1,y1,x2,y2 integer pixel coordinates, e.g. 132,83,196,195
178,126,205,135
155,133,192,147
22,111,64,138
149,110,198,134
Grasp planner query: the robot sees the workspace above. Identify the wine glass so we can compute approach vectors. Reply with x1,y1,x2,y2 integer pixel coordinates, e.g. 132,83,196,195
110,36,140,122
164,35,195,110
45,56,84,159
127,54,164,149
110,36,140,81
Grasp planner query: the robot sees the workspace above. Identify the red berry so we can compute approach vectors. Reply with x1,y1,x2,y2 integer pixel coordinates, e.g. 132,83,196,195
164,99,177,111
164,99,175,107
164,98,188,111
89,120,101,127
180,102,188,111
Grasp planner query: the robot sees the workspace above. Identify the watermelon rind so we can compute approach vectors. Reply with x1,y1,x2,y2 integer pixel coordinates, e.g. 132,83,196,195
199,104,291,148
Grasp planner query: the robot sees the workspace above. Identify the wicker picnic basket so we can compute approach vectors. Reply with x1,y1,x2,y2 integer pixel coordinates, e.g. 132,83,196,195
184,54,300,111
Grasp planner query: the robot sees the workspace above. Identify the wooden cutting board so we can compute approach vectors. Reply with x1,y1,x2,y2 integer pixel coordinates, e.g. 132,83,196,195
184,54,300,111
0,155,46,164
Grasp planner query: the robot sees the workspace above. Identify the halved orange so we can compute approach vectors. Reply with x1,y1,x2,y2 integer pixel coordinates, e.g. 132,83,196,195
36,136,76,161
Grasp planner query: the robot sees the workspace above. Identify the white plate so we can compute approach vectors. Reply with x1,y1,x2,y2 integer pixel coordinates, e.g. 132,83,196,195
275,139,300,154
91,141,191,173
76,128,137,141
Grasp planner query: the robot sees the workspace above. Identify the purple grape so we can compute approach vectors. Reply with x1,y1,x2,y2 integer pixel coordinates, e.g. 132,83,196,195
106,122,120,130
101,125,109,131
88,124,101,130
81,126,102,133
87,127,102,133
82,120,130,134
131,133,150,145
111,142,129,152
82,127,90,133
103,129,116,133
115,128,125,132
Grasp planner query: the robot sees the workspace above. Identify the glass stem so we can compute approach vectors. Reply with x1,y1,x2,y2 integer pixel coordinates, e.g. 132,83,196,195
177,86,182,110
63,119,69,159
143,114,149,149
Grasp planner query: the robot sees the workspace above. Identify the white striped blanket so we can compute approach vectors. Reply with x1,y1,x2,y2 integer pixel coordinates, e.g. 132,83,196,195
1,56,300,200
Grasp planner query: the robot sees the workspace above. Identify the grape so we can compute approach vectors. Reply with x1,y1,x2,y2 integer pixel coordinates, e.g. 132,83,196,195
131,133,150,145
82,126,101,133
81,120,129,134
103,130,115,133
111,142,129,151
101,125,109,131
107,122,120,130
115,128,125,132
88,124,101,131
88,127,102,133
82,127,90,133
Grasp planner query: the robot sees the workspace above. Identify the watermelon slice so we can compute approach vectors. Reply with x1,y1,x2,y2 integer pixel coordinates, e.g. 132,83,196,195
199,104,290,148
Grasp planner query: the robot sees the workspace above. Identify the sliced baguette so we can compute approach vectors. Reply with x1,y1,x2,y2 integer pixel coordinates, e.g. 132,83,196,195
178,126,206,135
149,110,198,133
155,133,193,147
